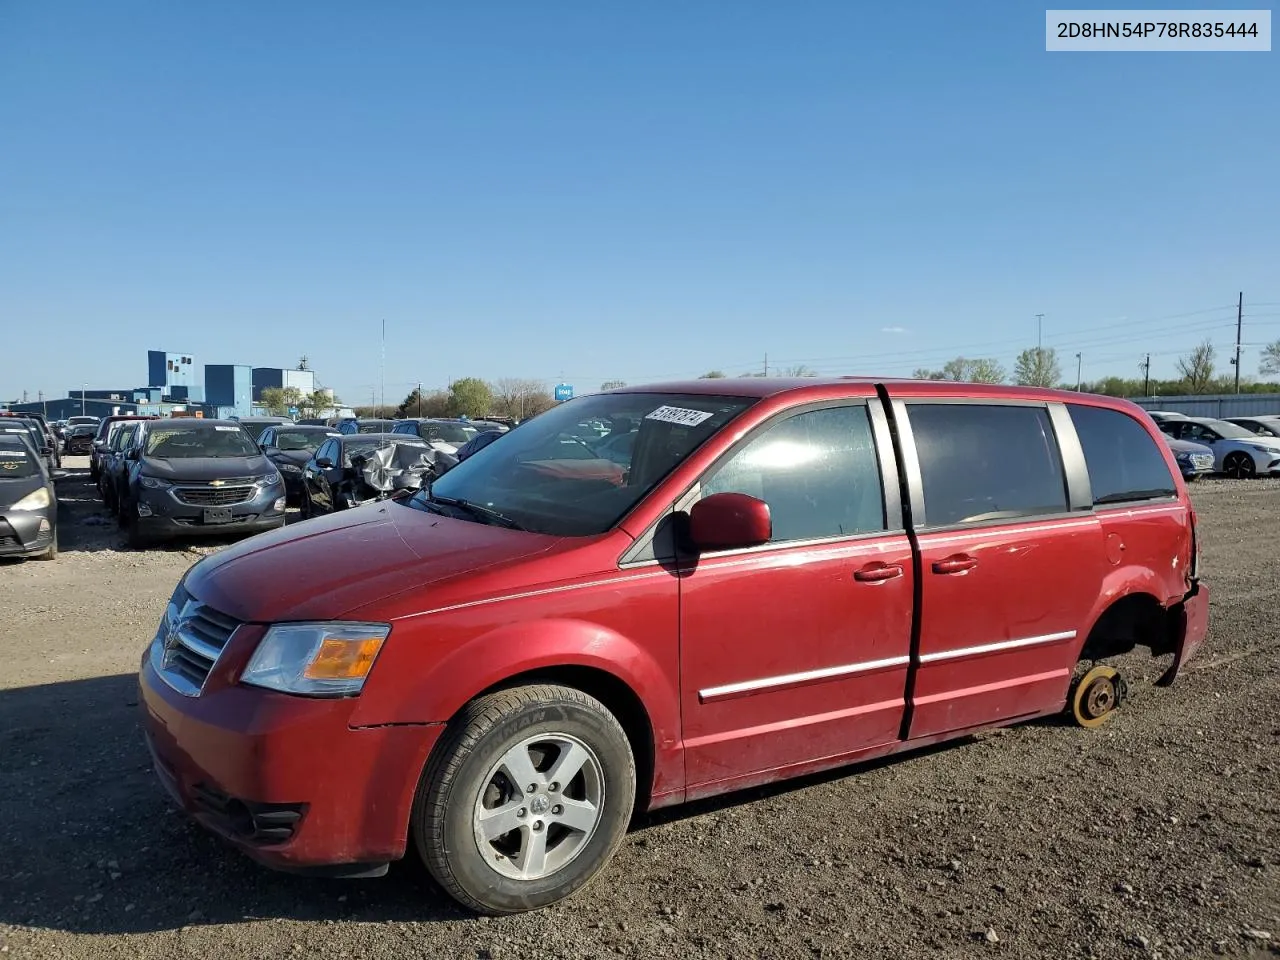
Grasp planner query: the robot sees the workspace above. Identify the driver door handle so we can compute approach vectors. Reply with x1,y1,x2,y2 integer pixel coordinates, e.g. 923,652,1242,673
853,562,903,583
932,554,978,575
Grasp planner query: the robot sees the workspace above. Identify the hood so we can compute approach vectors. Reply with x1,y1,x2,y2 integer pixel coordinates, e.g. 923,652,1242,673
184,500,564,623
1165,438,1213,456
0,473,46,511
139,454,272,482
268,449,314,467
1245,436,1280,450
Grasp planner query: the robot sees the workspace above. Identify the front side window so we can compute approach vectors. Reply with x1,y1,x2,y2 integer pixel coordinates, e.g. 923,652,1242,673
1068,405,1176,504
700,405,886,542
273,429,331,452
413,393,754,536
908,403,1068,526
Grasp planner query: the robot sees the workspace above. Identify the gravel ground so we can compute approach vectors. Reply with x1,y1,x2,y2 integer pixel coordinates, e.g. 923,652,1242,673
1,460,1277,959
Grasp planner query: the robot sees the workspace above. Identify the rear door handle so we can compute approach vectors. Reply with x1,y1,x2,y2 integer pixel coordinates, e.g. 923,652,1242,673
854,562,904,583
932,554,978,575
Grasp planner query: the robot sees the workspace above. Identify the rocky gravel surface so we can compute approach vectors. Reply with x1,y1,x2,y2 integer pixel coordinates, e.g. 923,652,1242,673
0,462,1276,958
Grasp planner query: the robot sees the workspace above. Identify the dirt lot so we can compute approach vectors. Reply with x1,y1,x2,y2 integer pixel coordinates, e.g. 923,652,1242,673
1,459,1277,959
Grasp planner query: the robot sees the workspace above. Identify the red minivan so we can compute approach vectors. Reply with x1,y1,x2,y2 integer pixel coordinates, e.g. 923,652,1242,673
139,379,1209,913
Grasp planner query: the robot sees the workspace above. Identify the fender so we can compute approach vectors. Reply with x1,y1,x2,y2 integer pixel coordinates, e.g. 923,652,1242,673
350,616,684,802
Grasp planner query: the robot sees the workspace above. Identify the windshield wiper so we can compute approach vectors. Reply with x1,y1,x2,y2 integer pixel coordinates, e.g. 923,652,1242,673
427,493,524,530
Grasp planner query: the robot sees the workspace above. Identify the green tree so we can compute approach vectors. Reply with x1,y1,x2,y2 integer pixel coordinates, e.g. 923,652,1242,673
914,357,1006,383
1176,340,1216,394
260,386,303,416
780,364,817,377
698,370,727,379
298,389,338,418
1261,339,1280,377
395,387,450,419
448,377,494,419
1013,347,1062,387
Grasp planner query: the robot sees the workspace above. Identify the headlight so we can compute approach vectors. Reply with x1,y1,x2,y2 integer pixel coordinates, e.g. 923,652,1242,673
140,476,170,489
1250,444,1276,454
240,622,389,697
10,487,51,511
279,463,302,474
256,472,282,485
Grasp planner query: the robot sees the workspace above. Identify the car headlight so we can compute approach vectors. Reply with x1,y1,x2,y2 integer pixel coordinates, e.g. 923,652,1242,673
140,476,170,489
1249,444,1275,454
256,472,282,486
10,487,51,511
240,622,389,697
279,463,302,474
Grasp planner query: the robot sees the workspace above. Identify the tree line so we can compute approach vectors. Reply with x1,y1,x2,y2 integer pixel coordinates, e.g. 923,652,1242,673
353,378,563,421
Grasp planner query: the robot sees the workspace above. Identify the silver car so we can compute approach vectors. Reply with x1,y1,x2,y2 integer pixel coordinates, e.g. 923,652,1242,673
1162,417,1280,479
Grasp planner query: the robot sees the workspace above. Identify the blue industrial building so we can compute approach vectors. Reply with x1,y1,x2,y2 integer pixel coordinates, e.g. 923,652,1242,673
204,364,254,417
252,367,316,402
147,350,198,394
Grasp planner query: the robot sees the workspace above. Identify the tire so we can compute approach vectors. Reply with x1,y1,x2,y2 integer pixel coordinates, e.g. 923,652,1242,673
413,684,636,915
124,506,151,549
34,529,57,561
1224,452,1256,480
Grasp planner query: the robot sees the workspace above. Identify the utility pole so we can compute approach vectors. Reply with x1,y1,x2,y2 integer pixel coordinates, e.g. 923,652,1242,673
417,381,422,418
1075,352,1082,391
81,383,86,415
1234,291,1243,394
39,390,46,418
1141,354,1151,397
763,352,769,377
1035,314,1045,351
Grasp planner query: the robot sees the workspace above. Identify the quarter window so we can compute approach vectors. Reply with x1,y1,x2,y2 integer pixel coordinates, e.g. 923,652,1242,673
908,403,1068,526
700,405,886,542
1068,405,1176,504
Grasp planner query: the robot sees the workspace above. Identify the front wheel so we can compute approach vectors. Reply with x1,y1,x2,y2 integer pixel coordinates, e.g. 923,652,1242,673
413,684,636,915
1224,452,1256,479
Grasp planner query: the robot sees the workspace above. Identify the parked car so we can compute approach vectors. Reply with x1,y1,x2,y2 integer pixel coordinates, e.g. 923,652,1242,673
1165,437,1215,481
390,418,479,453
0,432,57,560
469,419,511,434
258,424,342,505
235,417,294,442
299,434,442,518
0,417,57,474
20,412,62,470
139,379,1208,914
117,419,287,547
1160,416,1280,479
453,429,505,462
1223,415,1280,438
64,423,99,455
1145,410,1190,427
100,420,146,513
90,415,157,481
336,418,397,435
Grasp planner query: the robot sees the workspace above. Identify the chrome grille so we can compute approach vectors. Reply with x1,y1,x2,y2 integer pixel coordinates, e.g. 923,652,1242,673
150,586,241,696
174,486,254,506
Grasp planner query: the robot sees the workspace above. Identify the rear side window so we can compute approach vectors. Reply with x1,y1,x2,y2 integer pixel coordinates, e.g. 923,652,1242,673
1068,405,1176,504
701,404,886,542
908,403,1068,526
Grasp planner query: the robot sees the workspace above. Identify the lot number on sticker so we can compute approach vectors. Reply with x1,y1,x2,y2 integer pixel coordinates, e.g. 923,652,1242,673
214,426,239,431
645,405,714,427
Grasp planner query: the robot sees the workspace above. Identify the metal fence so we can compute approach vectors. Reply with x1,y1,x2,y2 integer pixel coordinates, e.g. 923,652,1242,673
1130,393,1280,418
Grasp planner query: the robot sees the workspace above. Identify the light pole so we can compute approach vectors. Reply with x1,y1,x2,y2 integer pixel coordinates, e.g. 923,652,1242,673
1035,314,1045,351
81,383,86,415
1075,353,1082,391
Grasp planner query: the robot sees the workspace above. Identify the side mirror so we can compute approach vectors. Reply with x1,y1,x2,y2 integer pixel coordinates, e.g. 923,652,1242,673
93,440,107,452
688,492,772,551
316,457,333,469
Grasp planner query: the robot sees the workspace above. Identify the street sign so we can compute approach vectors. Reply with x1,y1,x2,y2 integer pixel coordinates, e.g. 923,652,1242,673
288,406,299,416
554,384,573,402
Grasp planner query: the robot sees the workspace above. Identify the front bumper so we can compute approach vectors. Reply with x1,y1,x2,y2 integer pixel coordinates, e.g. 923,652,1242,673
138,639,442,874
0,508,55,557
133,482,287,537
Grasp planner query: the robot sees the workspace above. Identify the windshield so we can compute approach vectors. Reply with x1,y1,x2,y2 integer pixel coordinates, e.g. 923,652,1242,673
410,392,753,536
0,445,40,478
274,429,334,452
239,421,279,440
416,421,477,444
358,420,396,433
1200,419,1256,440
68,416,98,425
145,426,259,458
70,425,97,437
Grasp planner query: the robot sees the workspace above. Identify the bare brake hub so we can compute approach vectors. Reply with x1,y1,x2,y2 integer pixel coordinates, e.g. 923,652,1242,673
1071,665,1128,728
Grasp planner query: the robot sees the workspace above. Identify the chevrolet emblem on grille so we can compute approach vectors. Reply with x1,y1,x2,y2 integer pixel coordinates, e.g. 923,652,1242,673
209,479,226,487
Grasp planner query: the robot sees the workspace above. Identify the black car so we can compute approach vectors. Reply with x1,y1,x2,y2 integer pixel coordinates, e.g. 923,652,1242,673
299,434,441,518
338,418,399,435
0,432,57,560
1224,415,1280,438
64,422,98,455
90,415,156,481
258,424,342,504
453,429,505,462
116,419,287,547
21,412,62,470
0,417,56,474
235,417,294,442
390,418,479,452
100,420,146,513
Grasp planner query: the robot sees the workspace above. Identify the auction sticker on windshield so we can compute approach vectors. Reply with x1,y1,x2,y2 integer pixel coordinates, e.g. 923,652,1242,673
645,405,714,427
214,426,239,431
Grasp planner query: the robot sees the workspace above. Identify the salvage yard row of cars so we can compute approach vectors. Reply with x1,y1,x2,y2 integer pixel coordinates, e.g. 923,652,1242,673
2,403,1279,563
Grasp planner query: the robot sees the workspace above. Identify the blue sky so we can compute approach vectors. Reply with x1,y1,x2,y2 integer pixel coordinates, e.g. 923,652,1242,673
2,1,1277,404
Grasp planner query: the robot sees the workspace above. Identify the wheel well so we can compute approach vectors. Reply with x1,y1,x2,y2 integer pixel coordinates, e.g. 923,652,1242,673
1079,593,1170,661
472,666,656,813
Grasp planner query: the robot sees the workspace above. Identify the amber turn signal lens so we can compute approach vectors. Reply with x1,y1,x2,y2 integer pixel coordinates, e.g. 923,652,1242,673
303,637,385,681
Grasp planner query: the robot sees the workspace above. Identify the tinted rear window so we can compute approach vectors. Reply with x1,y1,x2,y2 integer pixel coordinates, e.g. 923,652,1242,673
908,403,1069,526
1068,405,1176,504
